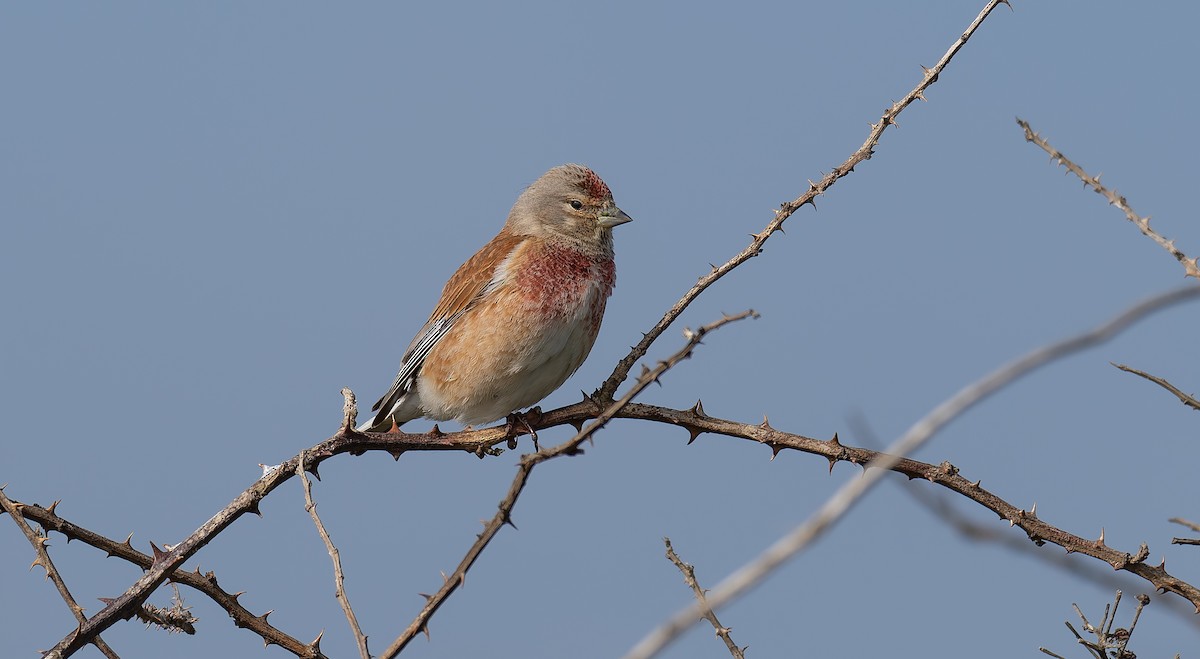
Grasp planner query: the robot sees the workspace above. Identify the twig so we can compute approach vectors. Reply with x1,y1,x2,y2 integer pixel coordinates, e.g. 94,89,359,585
623,286,1200,659
597,0,1012,401
1169,517,1200,533
10,496,328,658
1040,591,1155,659
1112,363,1200,411
377,311,758,658
1017,118,1200,280
297,454,370,659
0,488,121,659
663,538,745,659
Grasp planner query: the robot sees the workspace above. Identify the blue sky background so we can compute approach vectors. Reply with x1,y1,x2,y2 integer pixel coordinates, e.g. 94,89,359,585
3,2,1199,657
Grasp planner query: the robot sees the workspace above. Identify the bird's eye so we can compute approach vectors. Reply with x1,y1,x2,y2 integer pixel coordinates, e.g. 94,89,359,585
569,200,584,210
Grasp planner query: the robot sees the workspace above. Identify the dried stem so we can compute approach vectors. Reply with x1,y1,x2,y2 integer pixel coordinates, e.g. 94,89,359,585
1017,118,1200,279
663,538,744,659
297,455,370,659
623,286,1200,659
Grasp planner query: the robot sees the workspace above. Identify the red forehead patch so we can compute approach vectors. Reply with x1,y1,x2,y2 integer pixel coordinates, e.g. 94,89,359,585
581,168,611,200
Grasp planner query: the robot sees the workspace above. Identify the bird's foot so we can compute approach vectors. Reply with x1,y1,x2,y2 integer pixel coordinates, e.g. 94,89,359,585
505,407,543,451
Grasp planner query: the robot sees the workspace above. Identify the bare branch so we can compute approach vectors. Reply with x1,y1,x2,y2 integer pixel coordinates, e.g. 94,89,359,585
623,286,1200,659
9,496,328,658
598,0,1014,401
297,455,370,659
1017,118,1200,280
1112,363,1200,412
377,311,758,659
0,488,121,659
663,538,745,659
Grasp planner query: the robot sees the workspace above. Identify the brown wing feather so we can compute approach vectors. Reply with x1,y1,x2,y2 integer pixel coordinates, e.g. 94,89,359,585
367,230,525,427
425,230,524,328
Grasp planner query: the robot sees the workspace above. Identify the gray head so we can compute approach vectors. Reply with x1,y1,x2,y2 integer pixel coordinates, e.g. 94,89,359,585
505,164,632,251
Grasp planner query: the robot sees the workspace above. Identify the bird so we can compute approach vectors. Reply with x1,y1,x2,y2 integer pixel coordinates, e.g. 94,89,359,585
358,164,632,433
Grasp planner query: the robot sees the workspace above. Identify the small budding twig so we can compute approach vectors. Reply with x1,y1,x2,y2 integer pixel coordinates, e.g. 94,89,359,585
1111,363,1200,412
297,453,370,659
664,538,746,659
1017,118,1200,280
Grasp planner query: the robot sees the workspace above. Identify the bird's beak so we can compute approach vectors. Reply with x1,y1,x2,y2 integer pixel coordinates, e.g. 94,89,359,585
598,206,633,229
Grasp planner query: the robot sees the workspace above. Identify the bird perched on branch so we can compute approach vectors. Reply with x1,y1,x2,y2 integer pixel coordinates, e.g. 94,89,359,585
359,164,632,432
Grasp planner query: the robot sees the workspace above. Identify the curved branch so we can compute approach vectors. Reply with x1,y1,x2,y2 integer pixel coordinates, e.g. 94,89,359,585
598,0,1013,401
624,285,1200,659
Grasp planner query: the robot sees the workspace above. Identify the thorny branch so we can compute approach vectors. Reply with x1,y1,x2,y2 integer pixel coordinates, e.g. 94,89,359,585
597,0,1014,402
0,488,120,659
9,498,329,658
15,285,1200,657
20,2,1198,657
1017,117,1200,280
377,310,758,659
663,538,745,659
624,285,1200,659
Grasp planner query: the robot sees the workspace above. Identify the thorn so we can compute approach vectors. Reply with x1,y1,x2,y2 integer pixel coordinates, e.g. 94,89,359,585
690,399,707,418
390,449,404,461
422,624,431,641
430,423,443,437
150,541,169,563
419,592,433,601
770,444,784,460
826,456,837,474
46,500,61,516
685,426,703,445
1029,502,1038,518
308,629,324,651
257,609,273,623
1096,528,1106,547
232,591,245,602
828,433,841,446
760,414,772,430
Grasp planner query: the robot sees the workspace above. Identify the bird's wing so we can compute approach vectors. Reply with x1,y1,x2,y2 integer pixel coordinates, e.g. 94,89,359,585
367,232,524,427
